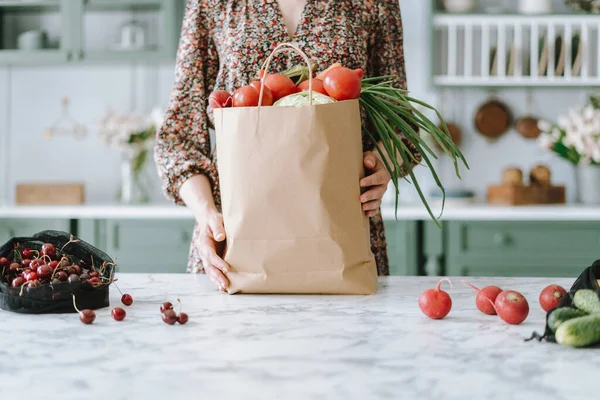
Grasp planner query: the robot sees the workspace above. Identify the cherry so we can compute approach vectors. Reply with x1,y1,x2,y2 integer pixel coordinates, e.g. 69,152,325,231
27,279,41,288
25,271,38,282
37,264,52,278
9,263,20,273
57,271,68,281
89,271,99,278
21,268,31,279
11,276,25,287
51,278,60,285
121,294,133,306
59,259,71,268
80,273,90,280
30,259,42,269
68,274,80,283
21,248,35,259
67,267,77,275
160,302,173,313
88,277,101,285
72,295,96,324
48,261,59,270
21,259,32,268
73,265,82,275
162,310,178,325
0,257,9,267
78,260,90,270
41,243,56,258
111,307,126,321
177,312,189,325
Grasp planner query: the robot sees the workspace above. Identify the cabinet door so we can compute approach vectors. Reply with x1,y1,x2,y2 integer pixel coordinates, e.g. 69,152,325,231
70,0,185,62
0,1,73,66
104,219,195,273
383,220,420,276
0,219,71,244
446,221,600,278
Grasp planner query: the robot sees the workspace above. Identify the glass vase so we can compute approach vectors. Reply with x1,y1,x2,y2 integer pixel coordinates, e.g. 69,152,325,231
117,151,151,204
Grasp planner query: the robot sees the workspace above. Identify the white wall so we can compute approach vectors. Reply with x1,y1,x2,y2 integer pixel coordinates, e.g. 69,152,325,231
0,2,591,206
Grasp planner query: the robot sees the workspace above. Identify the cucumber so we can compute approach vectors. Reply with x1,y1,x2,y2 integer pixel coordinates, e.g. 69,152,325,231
555,314,600,348
547,307,588,333
573,289,600,314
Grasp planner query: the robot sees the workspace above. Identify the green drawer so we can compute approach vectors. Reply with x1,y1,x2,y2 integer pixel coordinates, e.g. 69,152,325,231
446,221,600,277
383,220,419,276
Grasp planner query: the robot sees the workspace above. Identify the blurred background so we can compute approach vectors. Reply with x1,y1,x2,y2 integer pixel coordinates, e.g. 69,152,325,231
0,0,598,277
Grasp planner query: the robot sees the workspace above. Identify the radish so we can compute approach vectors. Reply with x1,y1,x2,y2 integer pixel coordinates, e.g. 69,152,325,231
418,278,452,319
539,284,567,312
487,290,530,325
462,281,503,315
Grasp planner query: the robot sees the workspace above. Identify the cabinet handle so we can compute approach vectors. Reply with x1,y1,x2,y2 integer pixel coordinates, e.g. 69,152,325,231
181,231,190,243
493,232,508,246
113,225,119,250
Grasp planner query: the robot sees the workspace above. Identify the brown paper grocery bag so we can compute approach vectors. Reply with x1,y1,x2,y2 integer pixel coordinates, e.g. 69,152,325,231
213,44,377,294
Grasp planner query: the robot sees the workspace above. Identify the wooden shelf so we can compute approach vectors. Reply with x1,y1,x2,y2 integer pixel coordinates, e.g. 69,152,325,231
431,13,600,88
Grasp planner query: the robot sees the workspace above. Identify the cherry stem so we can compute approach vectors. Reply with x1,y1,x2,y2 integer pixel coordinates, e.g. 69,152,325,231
177,297,182,315
113,281,124,296
461,280,481,293
19,280,27,297
435,277,453,292
60,235,80,253
72,294,82,313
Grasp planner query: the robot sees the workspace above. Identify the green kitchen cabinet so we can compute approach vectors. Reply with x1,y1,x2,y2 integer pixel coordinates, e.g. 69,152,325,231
0,1,74,65
444,221,600,278
0,218,71,244
384,220,420,276
84,219,196,273
0,0,185,65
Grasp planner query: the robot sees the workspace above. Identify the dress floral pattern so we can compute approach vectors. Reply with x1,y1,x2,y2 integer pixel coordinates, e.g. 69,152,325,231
154,0,421,276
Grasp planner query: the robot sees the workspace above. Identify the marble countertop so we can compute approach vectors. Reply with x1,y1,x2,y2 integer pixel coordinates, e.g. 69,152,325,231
1,203,600,221
1,274,597,400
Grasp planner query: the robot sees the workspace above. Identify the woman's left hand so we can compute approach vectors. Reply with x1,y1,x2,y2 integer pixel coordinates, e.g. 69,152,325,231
360,151,391,217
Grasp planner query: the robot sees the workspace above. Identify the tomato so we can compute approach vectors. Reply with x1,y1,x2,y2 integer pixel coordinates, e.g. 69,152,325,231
208,90,232,109
297,78,328,95
323,66,362,101
250,80,274,106
263,74,297,101
232,86,260,107
316,62,341,81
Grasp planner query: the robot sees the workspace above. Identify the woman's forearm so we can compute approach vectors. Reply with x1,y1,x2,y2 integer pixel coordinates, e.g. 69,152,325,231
179,174,217,218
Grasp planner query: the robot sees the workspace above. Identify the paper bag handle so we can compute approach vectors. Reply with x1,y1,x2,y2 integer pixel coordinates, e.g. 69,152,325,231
258,42,313,106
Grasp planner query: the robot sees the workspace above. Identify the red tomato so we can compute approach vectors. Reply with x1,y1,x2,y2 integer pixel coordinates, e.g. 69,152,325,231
263,74,297,101
297,79,328,95
232,86,260,107
539,284,567,312
323,66,362,101
208,90,232,109
250,81,274,106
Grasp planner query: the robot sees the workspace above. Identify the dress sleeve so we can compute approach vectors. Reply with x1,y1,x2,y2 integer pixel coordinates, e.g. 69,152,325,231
154,0,220,205
368,0,422,177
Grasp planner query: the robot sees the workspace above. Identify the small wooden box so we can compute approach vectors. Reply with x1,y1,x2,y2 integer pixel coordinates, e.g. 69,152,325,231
15,183,85,205
487,185,566,206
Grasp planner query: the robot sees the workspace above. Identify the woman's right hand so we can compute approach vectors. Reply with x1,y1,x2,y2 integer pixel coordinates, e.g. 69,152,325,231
195,206,230,292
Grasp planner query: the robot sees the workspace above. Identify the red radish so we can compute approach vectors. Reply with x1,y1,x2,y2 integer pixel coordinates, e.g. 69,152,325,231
316,62,341,80
489,290,529,325
297,78,328,95
250,80,274,106
539,284,567,312
462,281,503,315
354,68,364,79
232,85,260,107
418,278,452,319
323,66,362,101
208,90,232,109
263,73,297,101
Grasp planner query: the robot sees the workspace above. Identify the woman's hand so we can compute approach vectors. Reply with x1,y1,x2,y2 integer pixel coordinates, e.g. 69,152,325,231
195,206,230,292
360,151,391,217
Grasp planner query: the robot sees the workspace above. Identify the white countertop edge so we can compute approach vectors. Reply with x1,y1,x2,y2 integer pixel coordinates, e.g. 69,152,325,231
1,203,600,220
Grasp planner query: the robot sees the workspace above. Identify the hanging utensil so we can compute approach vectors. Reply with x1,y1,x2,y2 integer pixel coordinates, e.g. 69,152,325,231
474,91,512,140
515,90,541,139
44,96,87,140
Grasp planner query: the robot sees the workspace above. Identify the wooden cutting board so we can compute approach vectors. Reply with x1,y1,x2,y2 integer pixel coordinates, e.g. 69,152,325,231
15,183,85,205
487,185,566,206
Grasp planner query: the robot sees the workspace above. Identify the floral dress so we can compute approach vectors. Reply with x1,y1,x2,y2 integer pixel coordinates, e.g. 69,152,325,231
154,0,421,276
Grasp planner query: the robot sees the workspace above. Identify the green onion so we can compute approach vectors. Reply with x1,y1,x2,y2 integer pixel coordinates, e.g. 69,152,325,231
359,76,469,227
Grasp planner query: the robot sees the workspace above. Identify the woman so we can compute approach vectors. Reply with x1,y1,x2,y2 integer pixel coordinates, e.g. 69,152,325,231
154,0,421,291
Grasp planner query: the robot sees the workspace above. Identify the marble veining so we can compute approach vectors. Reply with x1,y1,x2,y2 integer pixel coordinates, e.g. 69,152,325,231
0,274,597,400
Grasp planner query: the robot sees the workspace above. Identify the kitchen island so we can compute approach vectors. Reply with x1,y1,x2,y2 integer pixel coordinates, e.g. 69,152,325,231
0,274,597,400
